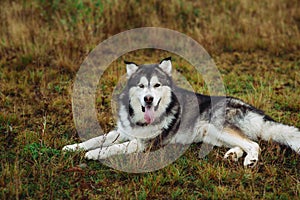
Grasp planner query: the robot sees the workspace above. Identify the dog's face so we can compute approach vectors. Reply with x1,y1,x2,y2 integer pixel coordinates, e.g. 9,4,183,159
125,58,173,125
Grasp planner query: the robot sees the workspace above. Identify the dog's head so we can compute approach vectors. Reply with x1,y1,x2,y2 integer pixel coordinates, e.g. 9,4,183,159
124,57,174,125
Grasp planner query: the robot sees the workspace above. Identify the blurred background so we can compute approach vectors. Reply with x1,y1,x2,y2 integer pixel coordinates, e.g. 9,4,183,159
1,0,299,70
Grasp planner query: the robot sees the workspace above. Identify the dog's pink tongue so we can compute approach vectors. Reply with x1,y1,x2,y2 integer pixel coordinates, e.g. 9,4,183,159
144,106,155,124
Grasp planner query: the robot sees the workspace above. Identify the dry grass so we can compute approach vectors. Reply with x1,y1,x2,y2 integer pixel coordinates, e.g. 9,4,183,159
1,0,300,69
0,0,299,199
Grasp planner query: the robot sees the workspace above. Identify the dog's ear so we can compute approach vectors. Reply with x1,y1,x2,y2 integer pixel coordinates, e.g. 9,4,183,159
124,61,138,78
159,57,172,75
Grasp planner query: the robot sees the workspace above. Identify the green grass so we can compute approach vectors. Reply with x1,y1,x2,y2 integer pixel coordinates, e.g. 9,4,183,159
0,0,299,199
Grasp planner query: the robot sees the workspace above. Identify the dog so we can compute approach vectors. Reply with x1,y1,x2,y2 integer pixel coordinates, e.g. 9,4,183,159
63,57,300,167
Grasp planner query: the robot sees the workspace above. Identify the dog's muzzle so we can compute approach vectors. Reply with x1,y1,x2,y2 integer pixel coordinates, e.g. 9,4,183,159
141,98,161,113
141,97,161,124
144,95,154,105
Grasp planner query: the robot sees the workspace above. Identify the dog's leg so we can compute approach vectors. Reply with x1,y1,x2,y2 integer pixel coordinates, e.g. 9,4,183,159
203,124,260,167
85,139,144,160
62,130,122,151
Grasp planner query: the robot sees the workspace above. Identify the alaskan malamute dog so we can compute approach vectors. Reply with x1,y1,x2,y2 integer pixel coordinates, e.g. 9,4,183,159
63,57,300,167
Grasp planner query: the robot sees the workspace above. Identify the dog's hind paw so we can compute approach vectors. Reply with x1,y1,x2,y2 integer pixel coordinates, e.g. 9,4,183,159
224,147,244,162
243,153,258,168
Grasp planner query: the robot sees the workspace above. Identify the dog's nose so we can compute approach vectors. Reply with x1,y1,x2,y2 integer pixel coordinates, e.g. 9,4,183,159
144,95,153,105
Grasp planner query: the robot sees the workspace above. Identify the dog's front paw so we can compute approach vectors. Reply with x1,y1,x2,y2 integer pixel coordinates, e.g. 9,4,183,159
62,144,84,151
224,147,244,162
85,148,110,160
85,151,97,160
84,149,104,160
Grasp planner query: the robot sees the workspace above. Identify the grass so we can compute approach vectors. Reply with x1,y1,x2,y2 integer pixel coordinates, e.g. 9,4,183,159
0,0,299,199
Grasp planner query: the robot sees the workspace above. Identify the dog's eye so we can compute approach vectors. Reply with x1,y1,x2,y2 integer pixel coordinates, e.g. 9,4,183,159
138,84,144,88
154,83,161,88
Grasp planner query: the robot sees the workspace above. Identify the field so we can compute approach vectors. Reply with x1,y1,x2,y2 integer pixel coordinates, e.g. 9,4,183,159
1,0,299,199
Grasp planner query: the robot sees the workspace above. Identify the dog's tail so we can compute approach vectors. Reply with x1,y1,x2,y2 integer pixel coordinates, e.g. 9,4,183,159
239,110,300,154
225,97,300,153
260,117,300,154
